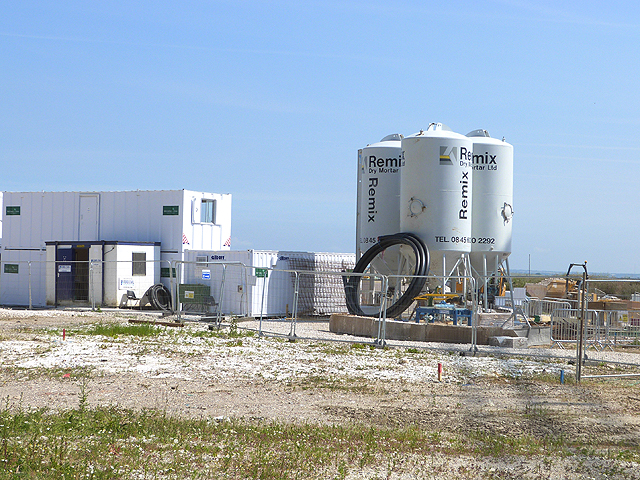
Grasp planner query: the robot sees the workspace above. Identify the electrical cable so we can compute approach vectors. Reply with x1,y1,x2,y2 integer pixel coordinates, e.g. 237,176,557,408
345,232,429,318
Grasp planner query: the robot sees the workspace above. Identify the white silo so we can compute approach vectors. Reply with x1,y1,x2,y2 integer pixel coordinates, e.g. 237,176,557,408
466,130,514,279
400,123,474,277
356,134,403,258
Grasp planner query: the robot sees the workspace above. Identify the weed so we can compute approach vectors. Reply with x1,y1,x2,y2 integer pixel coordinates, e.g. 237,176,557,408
524,402,550,419
228,318,239,337
78,376,91,412
319,344,351,355
190,324,254,340
80,322,164,338
297,375,377,394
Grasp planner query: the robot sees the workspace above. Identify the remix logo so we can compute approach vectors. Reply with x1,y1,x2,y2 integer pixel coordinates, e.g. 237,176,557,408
439,146,457,165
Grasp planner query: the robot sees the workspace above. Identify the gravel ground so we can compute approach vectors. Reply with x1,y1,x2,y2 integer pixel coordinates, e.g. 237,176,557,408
1,307,640,479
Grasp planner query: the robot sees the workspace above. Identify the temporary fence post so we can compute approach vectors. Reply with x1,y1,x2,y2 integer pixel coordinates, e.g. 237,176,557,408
288,271,300,338
174,261,181,322
579,276,589,380
470,275,478,353
381,276,388,345
89,261,94,311
482,256,488,311
241,264,249,317
28,261,33,310
376,275,388,346
167,260,176,314
576,307,584,382
568,262,588,382
216,264,227,328
258,267,267,337
376,275,383,344
163,261,169,310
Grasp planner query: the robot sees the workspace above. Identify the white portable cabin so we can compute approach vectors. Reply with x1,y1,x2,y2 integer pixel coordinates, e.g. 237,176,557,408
0,189,231,307
182,250,356,317
183,250,286,317
44,241,160,307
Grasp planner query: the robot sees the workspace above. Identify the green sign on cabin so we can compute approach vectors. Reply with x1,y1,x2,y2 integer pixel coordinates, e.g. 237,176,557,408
6,206,20,216
163,205,179,216
4,264,19,274
161,267,176,278
255,268,268,278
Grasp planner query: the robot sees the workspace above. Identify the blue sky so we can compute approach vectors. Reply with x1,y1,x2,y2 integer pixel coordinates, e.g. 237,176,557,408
2,1,640,274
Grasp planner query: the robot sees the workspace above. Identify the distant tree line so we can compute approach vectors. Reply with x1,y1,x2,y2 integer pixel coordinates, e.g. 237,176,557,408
589,280,640,300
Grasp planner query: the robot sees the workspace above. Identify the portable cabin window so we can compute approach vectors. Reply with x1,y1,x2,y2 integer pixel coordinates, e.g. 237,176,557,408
132,252,146,276
201,199,216,224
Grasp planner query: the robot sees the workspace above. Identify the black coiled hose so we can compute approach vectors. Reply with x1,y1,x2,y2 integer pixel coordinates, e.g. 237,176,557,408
146,284,172,312
346,233,429,318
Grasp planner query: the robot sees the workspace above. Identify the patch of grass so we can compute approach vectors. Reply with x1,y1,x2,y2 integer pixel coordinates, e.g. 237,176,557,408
349,342,377,351
465,429,567,457
0,366,95,382
497,368,575,385
0,403,434,479
0,401,637,479
315,342,379,356
531,370,576,385
318,344,351,355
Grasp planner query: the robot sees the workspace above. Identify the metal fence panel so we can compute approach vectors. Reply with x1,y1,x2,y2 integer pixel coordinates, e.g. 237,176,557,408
552,307,640,349
1,254,47,307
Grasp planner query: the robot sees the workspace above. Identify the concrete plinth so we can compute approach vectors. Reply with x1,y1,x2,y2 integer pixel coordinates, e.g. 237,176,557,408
329,314,551,347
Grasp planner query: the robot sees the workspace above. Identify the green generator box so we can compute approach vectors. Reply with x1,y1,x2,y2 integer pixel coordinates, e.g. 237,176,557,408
178,283,211,304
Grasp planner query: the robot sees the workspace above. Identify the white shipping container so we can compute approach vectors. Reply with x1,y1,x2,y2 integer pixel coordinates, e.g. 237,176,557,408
2,189,231,253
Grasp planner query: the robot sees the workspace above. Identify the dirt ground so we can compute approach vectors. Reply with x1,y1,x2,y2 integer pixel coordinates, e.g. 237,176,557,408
1,309,640,478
